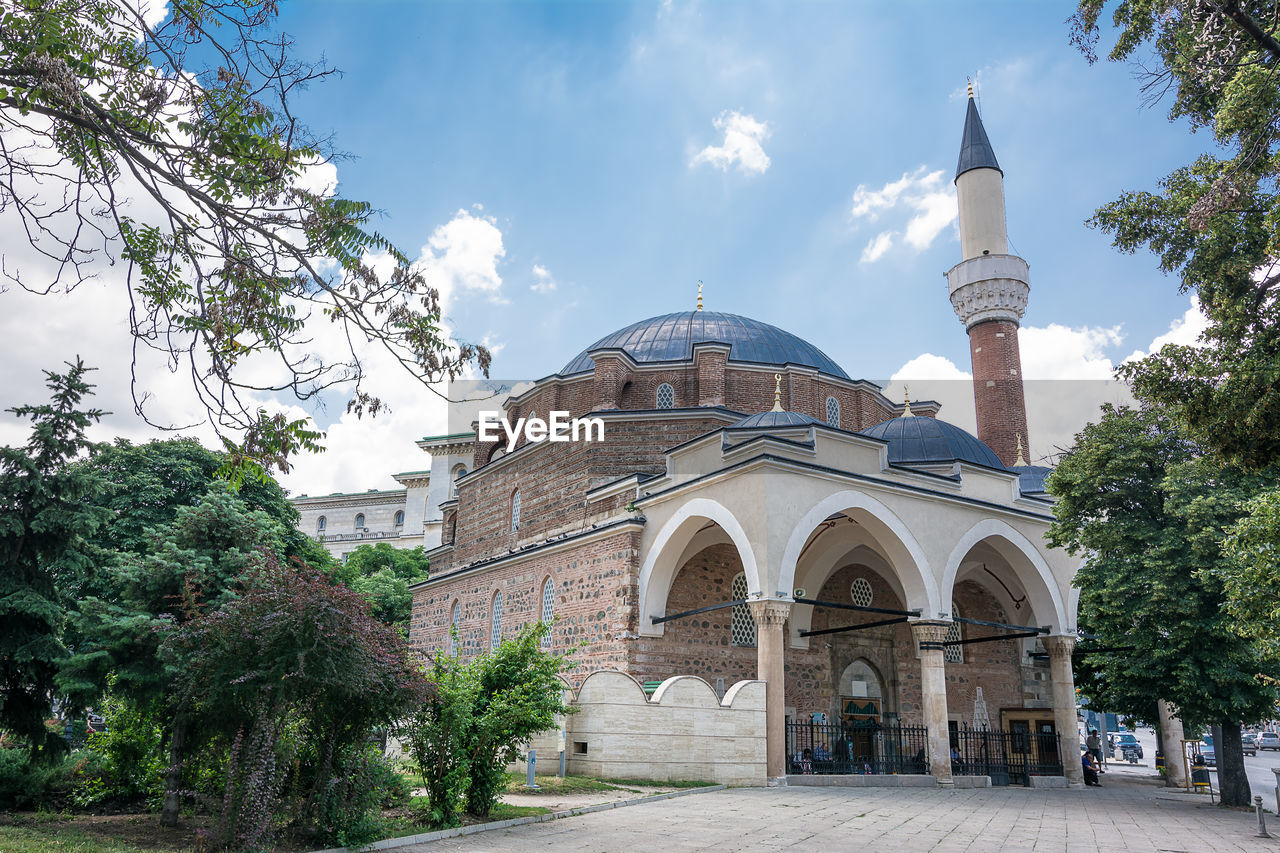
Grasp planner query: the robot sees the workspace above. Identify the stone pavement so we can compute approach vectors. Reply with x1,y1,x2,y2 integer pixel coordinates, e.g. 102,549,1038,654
398,774,1280,852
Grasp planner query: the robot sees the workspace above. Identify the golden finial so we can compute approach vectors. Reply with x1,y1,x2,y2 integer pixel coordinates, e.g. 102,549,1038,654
697,280,703,311
902,385,914,418
772,373,784,412
1015,434,1026,467
967,78,974,100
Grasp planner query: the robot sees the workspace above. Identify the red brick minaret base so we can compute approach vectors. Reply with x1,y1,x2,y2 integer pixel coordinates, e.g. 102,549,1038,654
968,319,1030,467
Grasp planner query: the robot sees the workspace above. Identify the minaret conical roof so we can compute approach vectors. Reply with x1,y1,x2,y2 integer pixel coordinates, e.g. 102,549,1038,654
955,96,1002,181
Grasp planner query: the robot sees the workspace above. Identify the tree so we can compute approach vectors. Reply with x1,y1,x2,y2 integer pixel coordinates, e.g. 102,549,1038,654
1047,404,1280,806
1071,1,1280,470
0,360,107,758
164,558,422,849
1220,490,1280,653
0,0,489,478
336,543,429,632
399,621,570,828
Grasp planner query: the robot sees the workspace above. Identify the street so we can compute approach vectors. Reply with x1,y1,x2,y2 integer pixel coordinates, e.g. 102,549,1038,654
1095,726,1280,807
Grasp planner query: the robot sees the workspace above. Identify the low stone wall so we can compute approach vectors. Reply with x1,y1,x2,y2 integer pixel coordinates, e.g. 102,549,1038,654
547,671,766,787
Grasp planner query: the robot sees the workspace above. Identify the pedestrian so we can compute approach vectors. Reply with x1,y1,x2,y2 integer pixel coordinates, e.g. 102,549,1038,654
1082,751,1102,786
1086,728,1103,769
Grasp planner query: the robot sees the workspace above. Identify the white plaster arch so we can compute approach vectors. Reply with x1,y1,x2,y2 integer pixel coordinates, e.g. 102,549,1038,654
940,518,1068,632
1067,586,1081,634
638,497,760,637
779,490,940,616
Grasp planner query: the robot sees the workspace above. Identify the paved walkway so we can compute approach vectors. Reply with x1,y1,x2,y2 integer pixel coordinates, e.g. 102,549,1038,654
399,774,1280,852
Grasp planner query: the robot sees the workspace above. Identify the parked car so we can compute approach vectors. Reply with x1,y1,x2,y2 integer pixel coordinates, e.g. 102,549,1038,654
1259,732,1280,750
1113,732,1144,760
1243,734,1258,756
1201,734,1216,767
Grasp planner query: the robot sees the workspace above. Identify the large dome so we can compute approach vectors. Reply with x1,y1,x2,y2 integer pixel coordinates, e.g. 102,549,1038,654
559,311,849,379
860,415,1003,469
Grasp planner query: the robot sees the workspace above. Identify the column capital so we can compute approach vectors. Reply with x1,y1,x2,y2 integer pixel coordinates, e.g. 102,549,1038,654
748,599,792,628
910,620,950,648
1042,634,1076,662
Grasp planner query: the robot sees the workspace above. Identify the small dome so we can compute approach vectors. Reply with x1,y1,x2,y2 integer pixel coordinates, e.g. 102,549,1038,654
560,311,849,378
860,416,1003,469
728,410,822,430
1008,464,1053,495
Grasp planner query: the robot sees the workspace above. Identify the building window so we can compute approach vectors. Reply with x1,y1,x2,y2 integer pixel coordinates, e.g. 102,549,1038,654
541,578,554,648
317,515,326,532
448,601,461,656
944,603,963,664
850,577,873,608
656,382,675,409
511,489,521,533
394,510,405,527
452,464,467,496
826,396,840,428
730,573,756,647
354,513,365,530
490,591,503,649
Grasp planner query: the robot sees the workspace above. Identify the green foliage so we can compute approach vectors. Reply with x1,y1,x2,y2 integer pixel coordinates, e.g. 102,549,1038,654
1070,1,1280,472
163,557,423,849
75,682,164,808
399,621,571,827
1220,490,1280,654
0,746,97,810
0,0,488,476
335,544,429,633
1047,405,1280,804
0,360,107,759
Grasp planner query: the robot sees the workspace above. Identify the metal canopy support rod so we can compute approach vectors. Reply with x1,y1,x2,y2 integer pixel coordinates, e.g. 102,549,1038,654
650,599,746,626
794,597,921,619
800,616,910,638
944,630,1042,647
952,615,1049,635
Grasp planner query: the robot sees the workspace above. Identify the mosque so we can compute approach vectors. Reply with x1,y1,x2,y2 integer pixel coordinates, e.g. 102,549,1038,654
298,92,1087,787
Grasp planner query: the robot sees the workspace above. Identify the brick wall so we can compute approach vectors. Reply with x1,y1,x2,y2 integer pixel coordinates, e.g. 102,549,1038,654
968,319,1029,466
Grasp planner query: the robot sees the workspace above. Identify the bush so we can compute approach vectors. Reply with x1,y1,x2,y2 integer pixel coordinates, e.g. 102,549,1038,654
0,746,89,810
313,747,407,847
77,685,165,808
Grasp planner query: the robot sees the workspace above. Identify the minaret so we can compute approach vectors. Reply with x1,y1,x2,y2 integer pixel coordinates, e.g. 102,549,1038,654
946,87,1030,468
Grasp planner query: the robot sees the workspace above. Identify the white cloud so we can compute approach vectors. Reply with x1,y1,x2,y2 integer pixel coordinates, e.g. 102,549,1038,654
1122,294,1208,362
530,263,557,294
851,167,956,262
861,231,895,263
691,111,772,175
1020,323,1122,380
416,207,507,312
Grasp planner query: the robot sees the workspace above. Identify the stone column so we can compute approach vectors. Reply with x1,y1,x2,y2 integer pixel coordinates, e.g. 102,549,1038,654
910,621,952,784
1159,700,1188,788
749,600,792,784
1042,635,1085,787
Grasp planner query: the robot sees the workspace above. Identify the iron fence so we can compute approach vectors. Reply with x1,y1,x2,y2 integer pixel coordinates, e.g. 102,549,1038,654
786,720,930,776
952,725,1064,786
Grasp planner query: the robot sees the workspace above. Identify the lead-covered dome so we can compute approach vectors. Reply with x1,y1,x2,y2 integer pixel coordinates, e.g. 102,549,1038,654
560,311,849,379
727,410,821,430
860,415,1003,469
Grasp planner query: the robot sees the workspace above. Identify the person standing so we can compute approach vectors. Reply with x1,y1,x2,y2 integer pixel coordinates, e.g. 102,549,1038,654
1086,729,1103,770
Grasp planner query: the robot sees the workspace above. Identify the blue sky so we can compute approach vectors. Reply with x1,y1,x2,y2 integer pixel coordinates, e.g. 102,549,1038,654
0,1,1219,494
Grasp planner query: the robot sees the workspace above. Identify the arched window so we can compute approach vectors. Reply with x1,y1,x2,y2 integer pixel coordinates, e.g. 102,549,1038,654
354,513,365,530
541,578,554,648
452,464,468,496
730,573,756,647
448,601,461,656
850,577,873,608
394,510,405,527
317,515,326,532
944,603,963,663
490,591,503,648
656,382,675,409
510,489,521,533
826,396,840,428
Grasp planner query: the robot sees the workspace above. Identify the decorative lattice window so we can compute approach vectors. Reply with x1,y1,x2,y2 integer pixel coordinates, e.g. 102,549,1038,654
448,601,460,656
317,516,326,532
656,383,675,409
826,396,840,428
511,489,521,533
730,573,756,647
354,513,365,530
944,605,963,663
491,592,503,649
541,579,555,648
394,510,405,527
850,577,873,608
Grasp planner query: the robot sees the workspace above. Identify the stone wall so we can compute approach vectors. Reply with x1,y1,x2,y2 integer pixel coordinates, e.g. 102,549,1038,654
562,671,766,786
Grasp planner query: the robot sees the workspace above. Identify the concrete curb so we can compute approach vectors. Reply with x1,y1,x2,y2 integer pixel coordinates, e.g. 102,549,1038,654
309,784,728,852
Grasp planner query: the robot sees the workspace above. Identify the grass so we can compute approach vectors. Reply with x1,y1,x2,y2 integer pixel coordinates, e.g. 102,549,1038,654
502,772,640,795
601,777,715,789
0,824,153,853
